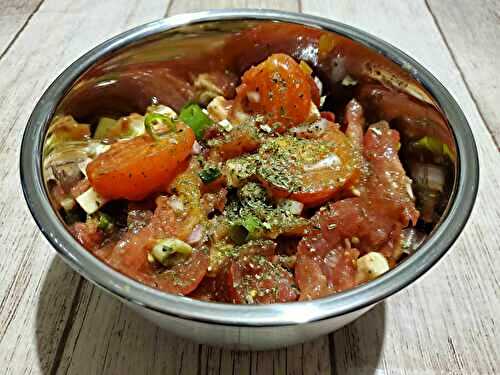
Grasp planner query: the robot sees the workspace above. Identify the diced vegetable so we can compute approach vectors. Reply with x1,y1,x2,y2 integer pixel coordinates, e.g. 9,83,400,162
207,96,232,122
75,187,108,214
60,196,76,211
94,117,118,139
199,166,221,184
150,238,193,267
411,163,446,192
277,199,304,215
355,252,390,283
207,123,261,160
257,133,361,206
179,103,213,139
97,212,113,231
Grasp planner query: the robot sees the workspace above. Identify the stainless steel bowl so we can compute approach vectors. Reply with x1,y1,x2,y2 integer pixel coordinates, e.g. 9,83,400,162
20,10,478,350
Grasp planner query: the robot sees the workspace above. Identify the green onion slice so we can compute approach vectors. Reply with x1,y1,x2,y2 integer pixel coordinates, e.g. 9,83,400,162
144,113,176,140
178,103,213,139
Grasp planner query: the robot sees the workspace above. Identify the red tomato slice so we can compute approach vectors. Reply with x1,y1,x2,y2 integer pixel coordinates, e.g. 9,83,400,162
257,131,361,206
232,53,319,132
87,123,195,201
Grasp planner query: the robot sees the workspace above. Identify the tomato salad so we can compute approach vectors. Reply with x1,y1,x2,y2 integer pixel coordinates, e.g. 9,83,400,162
45,52,425,303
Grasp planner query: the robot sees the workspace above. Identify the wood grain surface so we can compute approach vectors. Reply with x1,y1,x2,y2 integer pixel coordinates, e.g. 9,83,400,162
0,0,498,374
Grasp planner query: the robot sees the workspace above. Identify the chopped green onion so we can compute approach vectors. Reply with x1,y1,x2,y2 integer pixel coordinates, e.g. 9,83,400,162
144,113,176,140
229,215,263,245
242,215,262,233
414,136,454,160
199,166,221,184
97,212,112,231
179,103,213,139
150,238,193,267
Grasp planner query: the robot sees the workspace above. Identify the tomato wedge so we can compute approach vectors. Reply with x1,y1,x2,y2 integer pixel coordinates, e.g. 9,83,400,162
87,123,195,200
232,53,319,132
257,131,361,206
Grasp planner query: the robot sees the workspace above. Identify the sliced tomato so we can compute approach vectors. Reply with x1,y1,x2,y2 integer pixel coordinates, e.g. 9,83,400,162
87,123,195,201
257,132,361,206
232,53,319,132
215,255,298,304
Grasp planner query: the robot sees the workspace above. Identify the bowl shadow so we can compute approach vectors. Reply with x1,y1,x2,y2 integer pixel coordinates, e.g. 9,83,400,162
35,256,385,374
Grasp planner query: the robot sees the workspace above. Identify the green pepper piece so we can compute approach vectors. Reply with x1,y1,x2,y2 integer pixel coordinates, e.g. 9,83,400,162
199,166,221,184
178,103,213,139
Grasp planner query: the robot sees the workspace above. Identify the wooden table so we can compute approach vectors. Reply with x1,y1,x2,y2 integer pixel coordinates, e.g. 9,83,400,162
1,1,498,374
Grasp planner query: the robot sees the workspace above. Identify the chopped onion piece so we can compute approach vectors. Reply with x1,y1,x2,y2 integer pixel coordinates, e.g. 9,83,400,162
278,199,304,215
314,76,323,94
290,117,329,136
246,91,260,103
187,224,203,244
218,119,233,132
207,96,231,122
60,197,75,211
191,141,202,155
306,101,321,123
168,195,184,212
341,74,358,86
412,163,445,192
303,154,340,171
76,187,107,214
400,228,426,254
78,158,93,177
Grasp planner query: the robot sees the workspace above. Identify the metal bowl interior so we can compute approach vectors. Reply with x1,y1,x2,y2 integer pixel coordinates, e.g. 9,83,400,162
20,10,478,327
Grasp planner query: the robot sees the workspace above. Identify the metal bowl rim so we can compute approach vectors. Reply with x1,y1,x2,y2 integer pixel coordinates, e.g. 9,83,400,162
20,9,479,327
